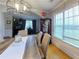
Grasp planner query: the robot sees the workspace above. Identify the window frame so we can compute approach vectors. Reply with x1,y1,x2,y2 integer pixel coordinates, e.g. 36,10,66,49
54,5,79,41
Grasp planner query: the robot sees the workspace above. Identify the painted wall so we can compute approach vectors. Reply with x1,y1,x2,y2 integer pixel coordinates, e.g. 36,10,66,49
0,5,13,37
4,13,13,37
0,12,5,37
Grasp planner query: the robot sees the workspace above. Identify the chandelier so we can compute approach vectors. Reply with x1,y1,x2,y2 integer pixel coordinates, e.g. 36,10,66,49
6,0,32,13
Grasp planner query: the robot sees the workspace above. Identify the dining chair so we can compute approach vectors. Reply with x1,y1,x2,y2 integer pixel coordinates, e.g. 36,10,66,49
41,33,51,59
18,30,28,37
15,30,28,41
0,34,4,43
37,31,43,47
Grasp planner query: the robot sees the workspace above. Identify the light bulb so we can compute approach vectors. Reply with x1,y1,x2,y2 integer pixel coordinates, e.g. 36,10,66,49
15,3,19,11
23,6,26,11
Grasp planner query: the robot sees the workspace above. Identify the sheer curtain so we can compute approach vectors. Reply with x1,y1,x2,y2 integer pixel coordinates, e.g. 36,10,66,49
25,20,33,30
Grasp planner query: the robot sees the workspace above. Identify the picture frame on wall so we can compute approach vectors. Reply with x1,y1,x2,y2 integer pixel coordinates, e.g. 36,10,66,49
6,20,11,24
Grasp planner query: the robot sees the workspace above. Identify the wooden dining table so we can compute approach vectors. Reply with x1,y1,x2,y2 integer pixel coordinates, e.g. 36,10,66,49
0,35,41,59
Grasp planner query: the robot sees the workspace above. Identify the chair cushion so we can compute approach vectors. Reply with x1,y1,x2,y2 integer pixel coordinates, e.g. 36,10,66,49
38,47,44,59
37,31,43,47
18,30,28,37
0,35,4,43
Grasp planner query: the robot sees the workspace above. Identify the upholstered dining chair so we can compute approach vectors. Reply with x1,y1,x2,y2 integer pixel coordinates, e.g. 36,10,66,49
18,30,28,37
15,30,28,42
37,31,43,47
39,33,51,59
41,33,51,57
0,34,4,43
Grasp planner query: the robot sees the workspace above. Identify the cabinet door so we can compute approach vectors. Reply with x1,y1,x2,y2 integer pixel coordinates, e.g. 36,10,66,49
40,18,51,35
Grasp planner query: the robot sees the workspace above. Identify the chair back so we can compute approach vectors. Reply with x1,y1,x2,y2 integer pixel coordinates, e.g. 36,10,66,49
41,33,51,55
18,30,28,37
0,34,4,43
37,31,43,46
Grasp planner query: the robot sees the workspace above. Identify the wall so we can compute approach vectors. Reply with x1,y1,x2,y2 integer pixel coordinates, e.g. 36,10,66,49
4,13,13,37
47,0,79,16
0,12,5,37
0,5,13,37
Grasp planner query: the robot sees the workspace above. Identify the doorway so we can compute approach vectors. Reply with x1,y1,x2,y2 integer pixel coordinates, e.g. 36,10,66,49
25,20,36,34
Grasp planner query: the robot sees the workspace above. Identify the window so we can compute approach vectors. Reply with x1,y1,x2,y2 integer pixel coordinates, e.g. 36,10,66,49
25,20,33,30
54,13,63,39
54,5,79,41
64,6,79,40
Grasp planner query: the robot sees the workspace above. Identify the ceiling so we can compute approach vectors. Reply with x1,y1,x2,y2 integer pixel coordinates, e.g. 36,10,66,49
0,0,65,16
23,0,63,10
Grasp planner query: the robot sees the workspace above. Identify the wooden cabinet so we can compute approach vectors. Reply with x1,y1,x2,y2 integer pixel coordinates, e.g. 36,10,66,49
40,18,52,35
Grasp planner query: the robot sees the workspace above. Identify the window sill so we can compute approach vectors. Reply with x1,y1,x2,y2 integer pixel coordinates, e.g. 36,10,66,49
54,37,79,49
62,38,79,49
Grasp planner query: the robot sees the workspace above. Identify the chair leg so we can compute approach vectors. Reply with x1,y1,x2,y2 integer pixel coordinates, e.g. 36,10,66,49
43,56,46,59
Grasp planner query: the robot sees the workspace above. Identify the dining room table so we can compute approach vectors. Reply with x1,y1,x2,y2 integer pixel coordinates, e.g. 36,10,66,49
0,35,41,59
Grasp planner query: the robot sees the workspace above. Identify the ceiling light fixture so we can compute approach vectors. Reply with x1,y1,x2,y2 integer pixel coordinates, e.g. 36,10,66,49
6,0,32,13
49,0,53,2
23,5,27,11
15,3,19,11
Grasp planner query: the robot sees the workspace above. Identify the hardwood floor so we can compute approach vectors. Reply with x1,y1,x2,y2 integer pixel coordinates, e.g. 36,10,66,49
47,45,72,59
0,38,72,59
0,38,14,54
